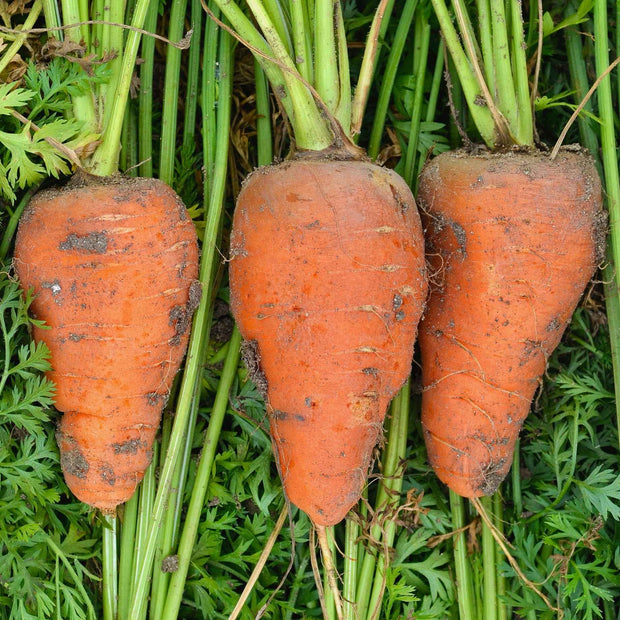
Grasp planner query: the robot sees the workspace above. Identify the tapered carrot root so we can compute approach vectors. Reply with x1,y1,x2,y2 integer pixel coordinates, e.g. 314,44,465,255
230,157,427,526
417,148,605,498
14,175,199,511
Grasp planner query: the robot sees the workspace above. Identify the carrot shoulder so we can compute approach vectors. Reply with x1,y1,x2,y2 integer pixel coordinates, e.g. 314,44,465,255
417,148,604,498
230,157,427,526
14,175,199,511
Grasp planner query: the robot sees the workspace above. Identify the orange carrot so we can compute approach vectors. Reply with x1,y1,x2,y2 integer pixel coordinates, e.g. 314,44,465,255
417,148,605,498
14,174,199,511
229,155,427,526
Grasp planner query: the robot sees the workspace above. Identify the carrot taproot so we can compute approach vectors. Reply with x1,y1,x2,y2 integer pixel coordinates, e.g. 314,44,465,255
417,148,605,498
13,174,199,511
229,155,427,526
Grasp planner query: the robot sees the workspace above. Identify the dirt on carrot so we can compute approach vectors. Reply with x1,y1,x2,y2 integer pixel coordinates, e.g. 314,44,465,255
416,147,605,498
229,156,428,526
13,174,200,511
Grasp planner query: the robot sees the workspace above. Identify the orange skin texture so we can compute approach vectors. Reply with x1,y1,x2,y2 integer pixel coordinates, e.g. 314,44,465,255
417,150,603,498
229,159,427,526
14,176,199,511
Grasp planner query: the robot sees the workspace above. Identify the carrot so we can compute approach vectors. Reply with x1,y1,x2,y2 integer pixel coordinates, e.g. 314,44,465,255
417,148,605,497
14,174,199,511
229,156,426,526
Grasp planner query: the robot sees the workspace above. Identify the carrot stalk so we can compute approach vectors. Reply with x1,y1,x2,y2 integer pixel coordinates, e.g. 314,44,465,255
593,0,620,446
159,0,190,185
317,525,344,620
493,493,508,620
161,327,242,619
450,490,476,619
403,12,430,187
181,0,204,153
102,515,118,620
0,184,40,264
481,495,497,620
117,491,139,620
138,0,158,178
367,0,418,160
343,518,359,620
0,0,42,76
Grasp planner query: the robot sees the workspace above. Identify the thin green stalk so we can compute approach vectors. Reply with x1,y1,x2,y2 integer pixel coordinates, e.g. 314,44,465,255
0,0,42,76
480,496,497,620
314,0,340,116
493,493,507,620
334,1,351,133
89,0,154,176
488,0,517,135
290,0,313,83
244,0,333,149
102,515,118,620
366,383,411,620
355,385,410,620
476,0,493,91
41,0,61,35
138,0,158,178
594,0,620,447
342,518,359,620
0,184,40,263
160,329,242,619
182,0,204,151
255,59,274,165
429,0,497,146
58,0,97,130
450,490,476,620
511,440,522,517
128,27,234,618
403,14,430,187
367,0,418,161
130,444,158,620
117,491,139,620
202,7,220,197
284,554,311,620
508,0,533,145
159,0,190,185
322,526,337,619
565,21,600,160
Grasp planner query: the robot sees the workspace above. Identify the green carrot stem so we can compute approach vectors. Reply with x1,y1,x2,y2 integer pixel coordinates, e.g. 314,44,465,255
508,0,533,145
511,441,522,518
57,0,97,131
342,517,359,620
160,329,242,620
0,184,40,263
128,26,234,617
202,7,220,198
593,0,620,448
245,0,333,149
159,0,190,185
89,0,154,176
130,444,158,620
334,1,351,133
182,0,204,152
41,0,61,36
493,493,507,620
565,20,600,161
290,0,313,82
403,15,430,187
367,0,418,160
350,0,391,136
0,1,42,76
137,0,157,178
284,553,311,620
488,0,517,135
101,515,118,620
480,496,497,620
255,60,274,164
366,383,411,620
208,0,296,123
429,0,497,147
476,0,493,91
314,0,340,117
117,491,139,620
450,491,476,619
